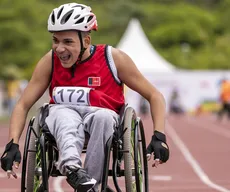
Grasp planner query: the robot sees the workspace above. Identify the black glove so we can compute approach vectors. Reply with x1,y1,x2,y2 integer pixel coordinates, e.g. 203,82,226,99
146,130,169,163
1,139,21,171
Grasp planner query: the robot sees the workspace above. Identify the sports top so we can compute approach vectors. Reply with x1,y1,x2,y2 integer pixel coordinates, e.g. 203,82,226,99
49,44,125,113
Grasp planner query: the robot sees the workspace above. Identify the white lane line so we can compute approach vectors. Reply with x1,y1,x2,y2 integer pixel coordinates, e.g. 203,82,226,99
53,176,65,192
151,175,172,181
166,122,230,192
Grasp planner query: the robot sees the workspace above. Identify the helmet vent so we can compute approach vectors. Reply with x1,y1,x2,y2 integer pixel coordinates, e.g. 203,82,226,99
87,16,93,22
57,6,64,19
74,14,80,19
72,5,85,10
61,10,74,24
51,11,55,25
75,18,84,24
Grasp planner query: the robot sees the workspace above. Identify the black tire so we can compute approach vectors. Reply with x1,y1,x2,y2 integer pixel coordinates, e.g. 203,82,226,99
21,117,36,192
27,115,41,192
21,110,49,192
134,118,149,192
21,114,41,192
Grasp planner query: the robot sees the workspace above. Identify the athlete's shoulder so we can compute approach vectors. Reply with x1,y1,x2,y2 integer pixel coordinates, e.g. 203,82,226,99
31,50,52,82
111,46,130,60
40,49,53,63
36,50,52,71
111,47,136,72
94,44,130,61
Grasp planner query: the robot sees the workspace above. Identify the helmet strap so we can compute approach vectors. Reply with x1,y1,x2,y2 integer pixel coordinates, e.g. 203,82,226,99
71,31,87,77
76,31,86,64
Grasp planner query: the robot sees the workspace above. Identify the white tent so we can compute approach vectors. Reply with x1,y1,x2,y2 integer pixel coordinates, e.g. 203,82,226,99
117,18,176,74
117,18,177,113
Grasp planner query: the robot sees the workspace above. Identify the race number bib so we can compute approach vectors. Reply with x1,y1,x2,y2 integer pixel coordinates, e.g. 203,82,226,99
52,86,92,106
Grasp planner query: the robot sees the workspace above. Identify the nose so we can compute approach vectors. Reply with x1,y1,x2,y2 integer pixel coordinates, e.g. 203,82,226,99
55,43,65,53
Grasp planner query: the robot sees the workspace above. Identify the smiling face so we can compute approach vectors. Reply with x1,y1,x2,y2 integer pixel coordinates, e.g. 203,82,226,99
52,30,90,68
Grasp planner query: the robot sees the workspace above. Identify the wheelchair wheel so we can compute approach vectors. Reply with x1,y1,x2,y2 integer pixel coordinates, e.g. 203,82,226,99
134,118,149,191
123,107,148,192
21,113,49,192
21,116,35,191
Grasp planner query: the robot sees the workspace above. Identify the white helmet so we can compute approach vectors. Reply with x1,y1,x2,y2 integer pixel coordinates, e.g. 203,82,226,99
48,3,98,32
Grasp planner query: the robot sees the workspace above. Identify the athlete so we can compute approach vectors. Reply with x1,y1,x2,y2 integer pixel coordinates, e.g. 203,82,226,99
218,78,230,121
1,3,170,191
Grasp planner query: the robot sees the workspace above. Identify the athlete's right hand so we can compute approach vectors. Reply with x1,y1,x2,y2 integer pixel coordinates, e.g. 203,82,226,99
1,139,21,179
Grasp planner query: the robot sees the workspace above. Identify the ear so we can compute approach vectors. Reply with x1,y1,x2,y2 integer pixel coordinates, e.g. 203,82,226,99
84,35,91,48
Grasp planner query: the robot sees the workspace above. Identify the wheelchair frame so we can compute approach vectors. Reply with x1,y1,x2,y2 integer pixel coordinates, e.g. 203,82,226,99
21,104,149,192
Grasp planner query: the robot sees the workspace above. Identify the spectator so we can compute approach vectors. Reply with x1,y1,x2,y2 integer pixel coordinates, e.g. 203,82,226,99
217,78,230,121
169,87,184,115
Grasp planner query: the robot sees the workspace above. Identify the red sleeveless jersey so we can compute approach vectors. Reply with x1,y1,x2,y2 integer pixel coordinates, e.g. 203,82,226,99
49,44,125,113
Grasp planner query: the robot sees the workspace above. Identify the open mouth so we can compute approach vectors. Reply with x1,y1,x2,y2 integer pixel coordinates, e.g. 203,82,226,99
59,54,71,63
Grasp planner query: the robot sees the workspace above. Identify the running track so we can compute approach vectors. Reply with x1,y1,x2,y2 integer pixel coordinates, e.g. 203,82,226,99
0,113,229,192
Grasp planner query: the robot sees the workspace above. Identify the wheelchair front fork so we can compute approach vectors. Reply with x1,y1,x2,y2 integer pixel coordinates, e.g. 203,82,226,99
111,127,129,192
101,134,123,192
112,146,122,192
101,136,115,192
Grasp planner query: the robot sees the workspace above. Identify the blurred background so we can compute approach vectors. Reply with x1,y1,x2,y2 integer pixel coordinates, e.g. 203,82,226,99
0,0,230,117
0,0,230,191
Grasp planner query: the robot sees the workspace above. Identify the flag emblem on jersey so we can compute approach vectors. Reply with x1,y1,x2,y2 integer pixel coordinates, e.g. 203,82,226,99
88,77,101,86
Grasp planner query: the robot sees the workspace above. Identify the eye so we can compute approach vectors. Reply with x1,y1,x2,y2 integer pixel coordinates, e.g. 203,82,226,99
64,40,73,44
52,38,58,44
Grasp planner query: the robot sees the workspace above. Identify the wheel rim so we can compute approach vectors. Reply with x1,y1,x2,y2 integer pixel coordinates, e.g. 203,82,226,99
34,142,42,191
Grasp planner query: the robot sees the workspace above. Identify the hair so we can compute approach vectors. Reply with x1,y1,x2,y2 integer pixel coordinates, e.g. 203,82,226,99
81,31,91,37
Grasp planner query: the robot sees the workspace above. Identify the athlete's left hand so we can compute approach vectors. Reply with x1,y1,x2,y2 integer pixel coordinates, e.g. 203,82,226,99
146,130,169,167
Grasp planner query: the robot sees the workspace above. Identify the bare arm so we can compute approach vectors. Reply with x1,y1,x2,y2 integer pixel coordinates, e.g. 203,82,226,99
9,50,52,144
112,48,166,133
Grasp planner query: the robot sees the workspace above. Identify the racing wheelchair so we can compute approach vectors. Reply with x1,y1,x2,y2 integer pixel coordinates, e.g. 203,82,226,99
21,103,149,192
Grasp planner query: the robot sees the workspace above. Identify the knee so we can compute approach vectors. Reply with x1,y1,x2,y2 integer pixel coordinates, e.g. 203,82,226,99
50,108,75,125
94,109,115,124
91,109,116,135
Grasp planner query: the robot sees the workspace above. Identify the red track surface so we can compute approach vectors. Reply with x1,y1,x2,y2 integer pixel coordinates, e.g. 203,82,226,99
0,113,229,192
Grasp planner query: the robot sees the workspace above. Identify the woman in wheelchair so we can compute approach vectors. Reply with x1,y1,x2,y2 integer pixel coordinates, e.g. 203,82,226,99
1,2,169,192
